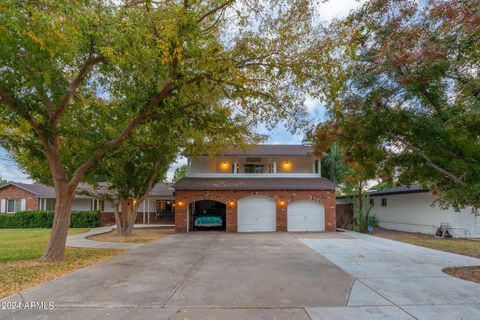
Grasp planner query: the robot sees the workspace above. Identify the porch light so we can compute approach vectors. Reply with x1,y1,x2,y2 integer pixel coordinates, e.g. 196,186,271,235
177,201,184,207
279,200,285,206
229,200,235,207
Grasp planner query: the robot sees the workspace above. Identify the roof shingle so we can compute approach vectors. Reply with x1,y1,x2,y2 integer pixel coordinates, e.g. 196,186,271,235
173,177,335,191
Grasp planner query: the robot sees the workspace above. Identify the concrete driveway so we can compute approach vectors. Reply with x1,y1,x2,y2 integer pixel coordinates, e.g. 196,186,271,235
301,231,480,320
1,232,353,320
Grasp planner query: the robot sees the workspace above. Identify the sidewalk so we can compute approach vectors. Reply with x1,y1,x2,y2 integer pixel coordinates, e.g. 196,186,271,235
66,227,144,249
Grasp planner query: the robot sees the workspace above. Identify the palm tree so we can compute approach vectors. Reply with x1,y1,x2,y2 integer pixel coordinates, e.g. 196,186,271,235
321,142,345,185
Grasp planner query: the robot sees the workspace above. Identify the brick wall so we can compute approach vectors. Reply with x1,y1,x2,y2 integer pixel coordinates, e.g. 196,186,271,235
0,185,39,211
174,189,336,233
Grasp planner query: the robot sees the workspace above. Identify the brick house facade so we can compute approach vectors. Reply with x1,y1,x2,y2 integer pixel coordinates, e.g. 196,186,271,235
174,189,336,233
0,185,38,212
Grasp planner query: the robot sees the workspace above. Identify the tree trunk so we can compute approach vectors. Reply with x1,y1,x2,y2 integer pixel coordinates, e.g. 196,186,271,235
41,181,76,262
125,205,139,236
118,198,130,236
112,201,123,236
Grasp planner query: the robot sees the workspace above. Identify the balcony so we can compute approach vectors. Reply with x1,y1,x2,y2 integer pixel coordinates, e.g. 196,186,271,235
186,156,321,178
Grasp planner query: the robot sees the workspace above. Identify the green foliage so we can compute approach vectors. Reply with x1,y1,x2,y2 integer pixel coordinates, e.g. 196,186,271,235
0,0,321,185
312,0,480,212
69,211,100,228
0,211,99,228
173,165,188,183
320,142,352,186
354,211,377,234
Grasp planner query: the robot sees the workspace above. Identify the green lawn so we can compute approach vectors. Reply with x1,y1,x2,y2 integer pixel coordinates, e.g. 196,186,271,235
0,228,89,263
0,228,124,298
372,228,480,259
405,238,480,259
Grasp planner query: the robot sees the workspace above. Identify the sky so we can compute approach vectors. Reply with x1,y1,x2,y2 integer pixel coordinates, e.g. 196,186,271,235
0,0,365,184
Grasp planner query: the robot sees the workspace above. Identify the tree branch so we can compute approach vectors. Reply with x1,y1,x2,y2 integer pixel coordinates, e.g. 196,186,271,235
52,55,105,125
398,138,465,186
197,0,234,23
136,159,162,209
0,87,42,131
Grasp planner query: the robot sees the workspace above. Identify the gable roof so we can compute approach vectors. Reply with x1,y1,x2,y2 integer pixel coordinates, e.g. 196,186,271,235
0,182,174,199
149,183,175,197
0,182,57,197
200,144,315,157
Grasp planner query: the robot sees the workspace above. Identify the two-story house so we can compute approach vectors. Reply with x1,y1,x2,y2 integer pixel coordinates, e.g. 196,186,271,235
173,144,336,233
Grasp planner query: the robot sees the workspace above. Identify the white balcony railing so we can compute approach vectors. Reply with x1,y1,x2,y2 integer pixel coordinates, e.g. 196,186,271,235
186,172,321,178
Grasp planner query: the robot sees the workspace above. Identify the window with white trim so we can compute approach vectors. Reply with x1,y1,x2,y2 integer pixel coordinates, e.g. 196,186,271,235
7,199,22,213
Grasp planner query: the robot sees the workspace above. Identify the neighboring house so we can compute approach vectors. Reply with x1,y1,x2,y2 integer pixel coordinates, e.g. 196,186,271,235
173,144,336,233
337,185,480,238
0,182,175,225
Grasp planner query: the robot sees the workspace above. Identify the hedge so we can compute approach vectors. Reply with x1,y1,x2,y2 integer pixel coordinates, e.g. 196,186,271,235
0,211,100,228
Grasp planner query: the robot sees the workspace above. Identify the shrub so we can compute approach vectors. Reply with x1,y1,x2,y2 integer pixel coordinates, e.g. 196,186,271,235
70,211,99,228
0,211,99,228
354,209,377,233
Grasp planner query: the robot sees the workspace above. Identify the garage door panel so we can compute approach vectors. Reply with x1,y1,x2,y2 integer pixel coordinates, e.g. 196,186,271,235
287,201,325,232
238,197,276,232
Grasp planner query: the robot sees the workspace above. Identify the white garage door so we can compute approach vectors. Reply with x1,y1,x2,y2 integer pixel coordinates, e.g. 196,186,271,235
238,196,276,232
288,201,325,232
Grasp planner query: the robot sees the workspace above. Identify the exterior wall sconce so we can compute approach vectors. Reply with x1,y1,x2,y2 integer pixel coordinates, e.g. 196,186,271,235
228,200,235,207
221,160,229,171
177,200,185,207
279,200,285,206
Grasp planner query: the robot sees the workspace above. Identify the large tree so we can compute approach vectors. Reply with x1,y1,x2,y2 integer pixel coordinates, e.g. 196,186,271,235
312,0,480,213
0,0,321,260
84,98,256,237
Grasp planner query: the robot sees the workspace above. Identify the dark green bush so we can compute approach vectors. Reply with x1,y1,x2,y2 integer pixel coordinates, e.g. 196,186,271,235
0,211,99,228
70,211,99,228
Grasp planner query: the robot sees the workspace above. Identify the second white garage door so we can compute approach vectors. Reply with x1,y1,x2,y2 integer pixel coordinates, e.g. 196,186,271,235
238,196,276,232
287,201,325,232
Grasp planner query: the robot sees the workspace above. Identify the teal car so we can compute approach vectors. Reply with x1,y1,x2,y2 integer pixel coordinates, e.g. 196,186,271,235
194,209,224,228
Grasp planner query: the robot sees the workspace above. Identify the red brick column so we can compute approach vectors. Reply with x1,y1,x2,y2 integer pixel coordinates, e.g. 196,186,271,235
174,192,188,232
324,190,336,232
277,198,287,232
226,201,237,233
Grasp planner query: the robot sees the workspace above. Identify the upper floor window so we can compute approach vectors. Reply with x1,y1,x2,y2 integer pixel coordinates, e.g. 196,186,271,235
244,164,265,173
369,198,374,207
7,199,22,213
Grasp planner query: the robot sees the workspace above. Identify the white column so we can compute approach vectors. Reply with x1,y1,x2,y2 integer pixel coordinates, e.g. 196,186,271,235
143,200,146,224
147,198,150,224
233,160,237,173
273,160,277,173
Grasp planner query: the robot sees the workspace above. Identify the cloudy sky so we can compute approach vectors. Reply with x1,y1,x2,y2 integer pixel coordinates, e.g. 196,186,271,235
0,0,365,183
